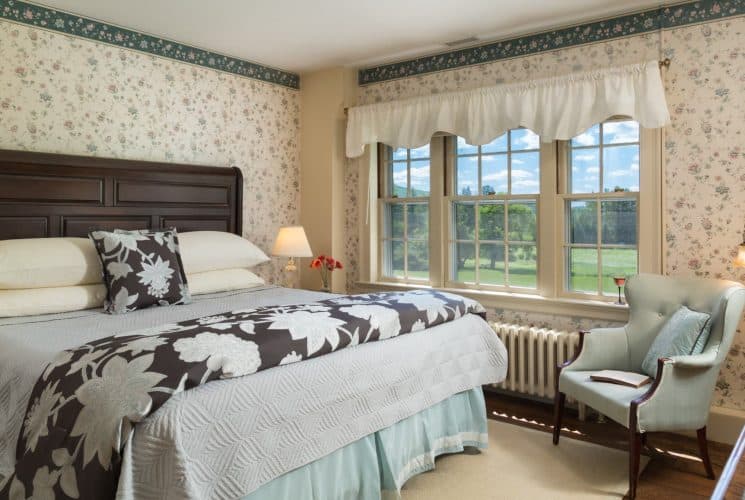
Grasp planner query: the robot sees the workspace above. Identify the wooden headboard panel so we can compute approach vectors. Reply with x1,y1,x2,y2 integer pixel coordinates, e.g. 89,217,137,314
0,149,243,239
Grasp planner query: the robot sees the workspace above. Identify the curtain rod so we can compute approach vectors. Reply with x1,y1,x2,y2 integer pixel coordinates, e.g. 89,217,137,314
343,58,671,116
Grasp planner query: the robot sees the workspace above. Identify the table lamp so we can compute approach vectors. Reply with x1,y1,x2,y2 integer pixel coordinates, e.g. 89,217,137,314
734,241,745,268
272,226,312,285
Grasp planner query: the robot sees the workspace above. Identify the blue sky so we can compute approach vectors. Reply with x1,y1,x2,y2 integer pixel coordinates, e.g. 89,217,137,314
571,121,639,193
390,122,638,197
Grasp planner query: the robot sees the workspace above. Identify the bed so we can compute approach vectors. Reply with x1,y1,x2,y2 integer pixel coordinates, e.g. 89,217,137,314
0,150,508,500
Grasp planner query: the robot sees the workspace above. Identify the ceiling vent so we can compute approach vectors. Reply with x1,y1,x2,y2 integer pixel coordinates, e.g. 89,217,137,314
444,36,480,47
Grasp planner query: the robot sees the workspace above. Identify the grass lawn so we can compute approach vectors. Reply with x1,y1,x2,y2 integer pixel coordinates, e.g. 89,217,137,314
392,248,636,295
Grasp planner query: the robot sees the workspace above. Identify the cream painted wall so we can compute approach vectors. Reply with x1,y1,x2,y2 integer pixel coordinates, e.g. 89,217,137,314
298,67,357,291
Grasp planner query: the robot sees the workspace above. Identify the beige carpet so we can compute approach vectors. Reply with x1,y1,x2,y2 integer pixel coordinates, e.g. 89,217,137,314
400,420,649,499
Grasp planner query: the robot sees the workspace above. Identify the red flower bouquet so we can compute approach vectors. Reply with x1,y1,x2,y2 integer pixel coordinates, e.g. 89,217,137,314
310,255,343,291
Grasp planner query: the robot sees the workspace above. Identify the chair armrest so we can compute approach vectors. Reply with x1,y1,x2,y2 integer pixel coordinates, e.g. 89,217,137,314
631,357,719,432
668,350,718,369
562,326,630,373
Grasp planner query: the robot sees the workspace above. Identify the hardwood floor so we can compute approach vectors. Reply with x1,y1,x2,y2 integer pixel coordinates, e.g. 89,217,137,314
484,390,742,499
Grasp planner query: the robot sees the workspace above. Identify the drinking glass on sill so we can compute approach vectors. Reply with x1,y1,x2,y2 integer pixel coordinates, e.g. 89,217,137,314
613,276,627,305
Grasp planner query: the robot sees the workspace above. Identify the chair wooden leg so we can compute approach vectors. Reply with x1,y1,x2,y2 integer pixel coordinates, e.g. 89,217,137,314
629,430,642,500
553,392,565,445
697,427,716,479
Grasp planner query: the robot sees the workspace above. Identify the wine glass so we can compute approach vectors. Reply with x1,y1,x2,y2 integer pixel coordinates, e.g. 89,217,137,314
612,276,627,305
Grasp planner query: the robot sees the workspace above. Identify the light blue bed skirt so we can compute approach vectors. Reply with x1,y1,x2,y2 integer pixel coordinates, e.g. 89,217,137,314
241,388,488,500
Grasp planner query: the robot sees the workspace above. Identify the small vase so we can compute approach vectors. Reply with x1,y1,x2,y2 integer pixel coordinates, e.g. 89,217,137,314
320,281,331,293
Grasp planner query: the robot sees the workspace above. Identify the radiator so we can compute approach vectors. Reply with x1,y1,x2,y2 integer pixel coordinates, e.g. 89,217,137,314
493,322,580,400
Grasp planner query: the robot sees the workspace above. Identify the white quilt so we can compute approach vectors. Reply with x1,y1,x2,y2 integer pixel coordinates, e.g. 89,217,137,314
0,286,507,499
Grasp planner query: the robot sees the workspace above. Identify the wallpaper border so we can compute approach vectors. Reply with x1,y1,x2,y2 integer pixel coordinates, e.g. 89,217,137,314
0,0,301,89
358,0,745,85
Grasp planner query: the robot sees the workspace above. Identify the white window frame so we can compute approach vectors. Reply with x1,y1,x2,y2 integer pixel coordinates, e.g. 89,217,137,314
376,138,444,285
359,121,661,321
555,120,662,301
444,131,543,293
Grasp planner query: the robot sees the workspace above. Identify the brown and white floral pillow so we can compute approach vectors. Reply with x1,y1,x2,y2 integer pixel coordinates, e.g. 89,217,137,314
88,228,191,314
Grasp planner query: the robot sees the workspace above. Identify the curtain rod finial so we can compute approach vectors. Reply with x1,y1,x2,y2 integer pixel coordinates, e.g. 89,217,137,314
659,58,671,68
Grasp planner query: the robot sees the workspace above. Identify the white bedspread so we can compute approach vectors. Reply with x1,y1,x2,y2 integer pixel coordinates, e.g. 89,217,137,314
0,286,507,499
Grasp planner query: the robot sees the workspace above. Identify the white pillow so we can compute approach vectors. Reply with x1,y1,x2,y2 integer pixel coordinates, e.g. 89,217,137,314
179,231,270,274
187,268,265,295
0,284,106,317
0,237,102,289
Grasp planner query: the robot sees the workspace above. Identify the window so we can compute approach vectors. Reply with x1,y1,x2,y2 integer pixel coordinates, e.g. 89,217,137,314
561,120,640,296
380,144,431,281
450,131,540,289
367,118,660,312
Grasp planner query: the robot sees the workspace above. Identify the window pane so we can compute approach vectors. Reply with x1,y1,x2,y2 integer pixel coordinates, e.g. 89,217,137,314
388,203,404,239
456,136,478,155
453,202,475,240
569,200,597,244
408,241,429,279
508,202,537,242
601,248,637,295
603,145,639,193
410,144,430,159
409,159,430,197
478,202,505,242
391,162,407,197
481,154,508,195
510,128,540,151
479,244,505,286
387,240,405,278
601,200,637,245
570,148,600,194
456,155,478,196
569,247,598,293
454,242,476,282
510,151,540,194
603,120,639,144
571,124,600,147
481,133,508,153
509,244,537,288
392,147,407,161
407,203,428,240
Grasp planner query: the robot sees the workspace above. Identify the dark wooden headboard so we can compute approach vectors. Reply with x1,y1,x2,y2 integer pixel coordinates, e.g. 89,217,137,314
0,149,243,239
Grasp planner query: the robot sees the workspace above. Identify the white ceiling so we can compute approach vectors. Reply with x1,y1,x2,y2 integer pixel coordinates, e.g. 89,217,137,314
35,0,663,74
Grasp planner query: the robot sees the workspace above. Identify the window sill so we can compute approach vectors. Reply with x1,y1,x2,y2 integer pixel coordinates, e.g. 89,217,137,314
355,281,629,323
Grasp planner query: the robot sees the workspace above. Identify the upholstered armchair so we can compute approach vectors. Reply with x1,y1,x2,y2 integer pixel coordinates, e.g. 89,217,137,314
552,273,745,499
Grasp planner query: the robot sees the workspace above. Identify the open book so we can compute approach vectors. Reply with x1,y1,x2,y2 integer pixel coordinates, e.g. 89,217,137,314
590,370,652,388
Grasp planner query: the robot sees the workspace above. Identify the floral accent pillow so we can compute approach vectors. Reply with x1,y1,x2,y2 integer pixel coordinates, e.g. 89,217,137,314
88,228,191,314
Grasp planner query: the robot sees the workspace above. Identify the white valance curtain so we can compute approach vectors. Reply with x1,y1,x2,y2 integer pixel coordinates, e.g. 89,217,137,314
346,60,670,158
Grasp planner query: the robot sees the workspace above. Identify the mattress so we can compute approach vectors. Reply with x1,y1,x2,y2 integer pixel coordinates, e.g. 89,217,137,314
0,286,507,499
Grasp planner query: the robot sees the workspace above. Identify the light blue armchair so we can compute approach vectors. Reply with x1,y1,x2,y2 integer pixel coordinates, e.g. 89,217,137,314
552,273,745,499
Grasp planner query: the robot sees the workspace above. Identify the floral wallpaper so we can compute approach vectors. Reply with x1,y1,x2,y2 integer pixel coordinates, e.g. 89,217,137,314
0,19,301,285
0,0,299,88
347,16,745,410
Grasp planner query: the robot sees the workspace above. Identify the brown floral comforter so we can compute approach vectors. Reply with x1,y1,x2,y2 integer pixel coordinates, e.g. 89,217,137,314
0,290,485,500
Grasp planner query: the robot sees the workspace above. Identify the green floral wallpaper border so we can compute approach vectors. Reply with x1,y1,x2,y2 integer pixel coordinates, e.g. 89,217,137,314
0,0,300,89
359,0,745,85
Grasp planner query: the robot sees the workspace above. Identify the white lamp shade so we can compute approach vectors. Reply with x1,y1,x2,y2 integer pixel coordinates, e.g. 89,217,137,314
272,226,313,258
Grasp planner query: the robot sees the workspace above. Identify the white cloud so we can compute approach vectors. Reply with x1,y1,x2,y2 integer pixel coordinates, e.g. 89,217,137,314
482,171,508,182
607,169,631,178
574,153,597,162
572,131,597,146
409,165,430,180
586,166,600,174
510,169,535,180
603,121,639,143
513,130,539,149
630,163,639,171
